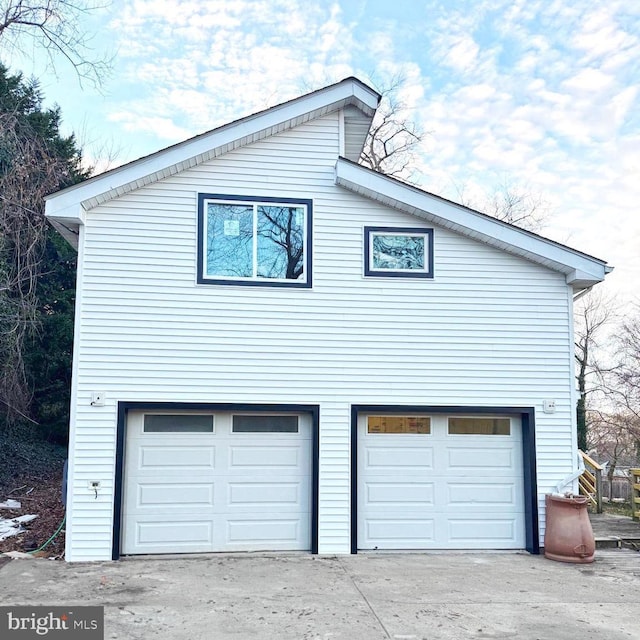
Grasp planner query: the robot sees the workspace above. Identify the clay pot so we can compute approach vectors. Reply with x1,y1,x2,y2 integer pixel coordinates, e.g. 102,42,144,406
544,494,595,563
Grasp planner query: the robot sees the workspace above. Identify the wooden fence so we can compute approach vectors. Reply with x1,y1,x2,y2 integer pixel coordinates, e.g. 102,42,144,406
632,468,640,521
602,477,632,501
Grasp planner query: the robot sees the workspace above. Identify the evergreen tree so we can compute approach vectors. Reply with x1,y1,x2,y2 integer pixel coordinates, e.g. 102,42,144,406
0,62,88,441
25,229,78,442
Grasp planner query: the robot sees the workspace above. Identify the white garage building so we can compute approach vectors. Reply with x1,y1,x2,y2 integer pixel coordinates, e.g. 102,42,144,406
45,78,610,561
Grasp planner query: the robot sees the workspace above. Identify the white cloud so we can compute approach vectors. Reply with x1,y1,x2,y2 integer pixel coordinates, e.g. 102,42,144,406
563,68,615,92
610,86,638,127
108,112,192,141
445,35,481,72
571,6,639,67
102,0,365,147
394,0,640,305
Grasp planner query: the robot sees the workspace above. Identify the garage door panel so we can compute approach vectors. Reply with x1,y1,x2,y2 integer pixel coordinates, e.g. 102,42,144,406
447,518,518,543
446,447,515,470
125,517,214,553
225,518,306,547
137,482,215,508
366,446,433,470
365,482,434,506
137,445,216,471
229,445,301,468
366,519,436,546
446,482,518,507
228,482,303,507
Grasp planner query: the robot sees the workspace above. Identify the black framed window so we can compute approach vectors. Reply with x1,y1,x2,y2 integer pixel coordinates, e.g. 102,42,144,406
143,414,214,433
198,194,312,287
232,415,299,433
364,226,434,278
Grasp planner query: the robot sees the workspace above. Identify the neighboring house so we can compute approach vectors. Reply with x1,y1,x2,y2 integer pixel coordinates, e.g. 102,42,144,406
45,77,611,562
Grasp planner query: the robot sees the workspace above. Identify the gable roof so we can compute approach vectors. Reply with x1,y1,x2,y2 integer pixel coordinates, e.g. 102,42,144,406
335,158,611,288
44,77,380,245
45,76,611,288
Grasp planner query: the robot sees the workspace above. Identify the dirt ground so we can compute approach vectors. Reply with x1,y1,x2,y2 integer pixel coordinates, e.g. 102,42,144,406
0,442,64,558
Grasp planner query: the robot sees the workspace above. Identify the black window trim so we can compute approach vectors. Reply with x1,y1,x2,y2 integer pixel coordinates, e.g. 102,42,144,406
197,193,313,288
364,225,434,279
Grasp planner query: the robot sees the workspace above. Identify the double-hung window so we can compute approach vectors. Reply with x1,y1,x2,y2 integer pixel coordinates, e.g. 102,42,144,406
198,194,312,287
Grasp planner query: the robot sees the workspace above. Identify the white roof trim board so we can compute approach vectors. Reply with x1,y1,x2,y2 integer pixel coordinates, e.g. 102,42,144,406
334,158,611,288
45,77,380,232
45,77,611,287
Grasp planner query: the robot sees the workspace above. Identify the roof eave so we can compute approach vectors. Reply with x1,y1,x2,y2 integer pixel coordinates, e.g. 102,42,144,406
45,78,380,218
48,218,80,249
334,157,610,287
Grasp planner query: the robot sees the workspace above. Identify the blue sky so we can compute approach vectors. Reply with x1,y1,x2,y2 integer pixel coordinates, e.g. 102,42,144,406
3,0,639,303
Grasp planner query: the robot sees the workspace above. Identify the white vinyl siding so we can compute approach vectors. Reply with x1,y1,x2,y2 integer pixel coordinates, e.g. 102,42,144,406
65,112,574,560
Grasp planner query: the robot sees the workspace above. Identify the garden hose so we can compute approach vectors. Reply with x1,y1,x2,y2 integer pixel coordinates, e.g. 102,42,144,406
27,514,66,555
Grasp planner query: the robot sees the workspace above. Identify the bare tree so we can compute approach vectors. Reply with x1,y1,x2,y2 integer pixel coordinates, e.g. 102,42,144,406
613,307,640,419
359,79,549,235
588,410,640,498
0,0,110,85
455,179,550,232
359,77,426,183
0,1,108,428
0,113,72,422
0,66,87,426
484,181,549,231
574,289,618,451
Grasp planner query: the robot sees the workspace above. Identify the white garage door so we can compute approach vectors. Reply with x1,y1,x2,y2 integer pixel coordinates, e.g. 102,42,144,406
122,411,312,555
358,413,525,550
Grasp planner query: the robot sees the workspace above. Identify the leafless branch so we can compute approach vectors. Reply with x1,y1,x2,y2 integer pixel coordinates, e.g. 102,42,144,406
0,0,111,87
0,109,75,423
587,410,640,493
455,178,550,232
359,75,428,184
612,305,640,419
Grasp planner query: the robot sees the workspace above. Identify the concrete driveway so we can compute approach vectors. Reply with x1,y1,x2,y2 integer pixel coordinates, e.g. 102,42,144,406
1,550,639,639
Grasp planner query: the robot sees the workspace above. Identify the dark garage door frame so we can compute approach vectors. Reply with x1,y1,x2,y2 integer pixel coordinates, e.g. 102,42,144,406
350,405,539,555
113,401,320,560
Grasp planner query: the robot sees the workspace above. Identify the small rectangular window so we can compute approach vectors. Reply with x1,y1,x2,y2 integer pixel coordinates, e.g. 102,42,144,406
232,415,299,433
448,417,511,435
364,226,434,278
144,414,214,433
198,195,312,287
367,416,431,434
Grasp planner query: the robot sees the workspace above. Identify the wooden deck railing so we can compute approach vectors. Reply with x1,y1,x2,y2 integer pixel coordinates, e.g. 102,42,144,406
632,468,640,521
579,450,603,513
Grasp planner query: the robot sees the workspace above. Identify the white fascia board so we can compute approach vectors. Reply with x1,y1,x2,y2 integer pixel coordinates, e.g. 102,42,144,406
45,200,86,222
335,158,610,286
45,79,380,218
